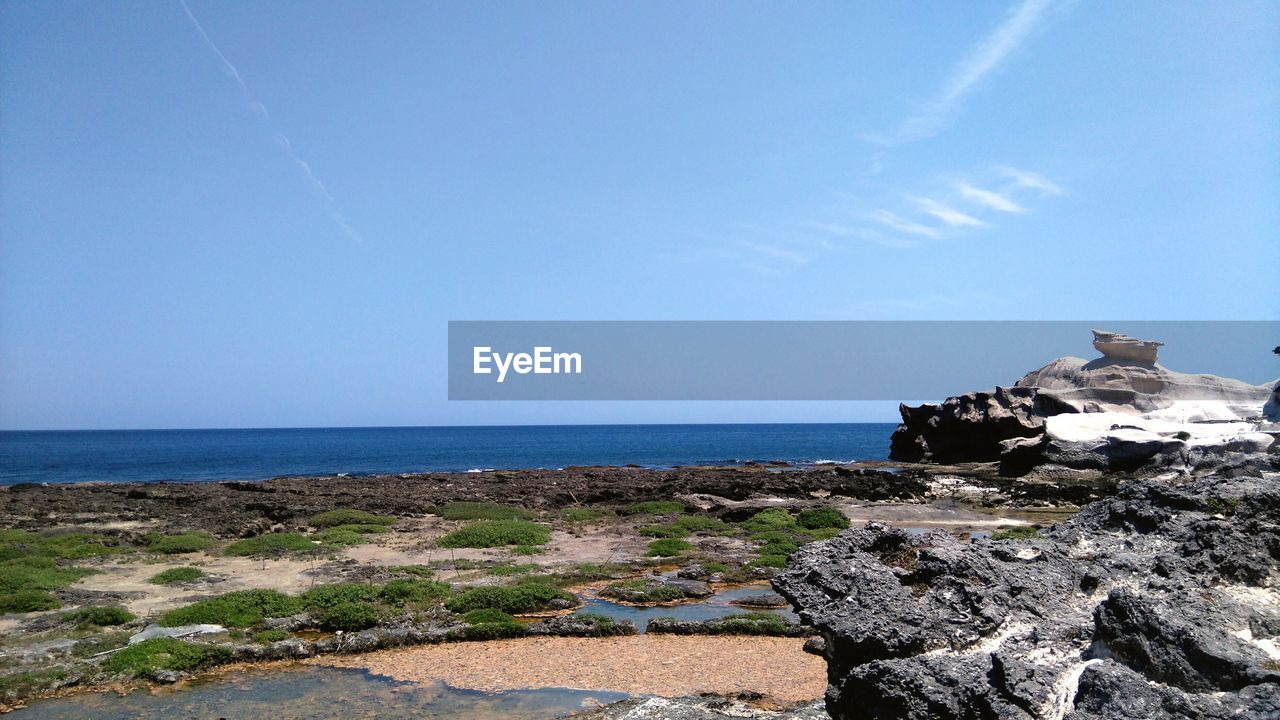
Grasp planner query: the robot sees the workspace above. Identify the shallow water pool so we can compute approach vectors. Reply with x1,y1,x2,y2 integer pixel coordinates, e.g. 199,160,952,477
10,666,628,720
574,582,798,631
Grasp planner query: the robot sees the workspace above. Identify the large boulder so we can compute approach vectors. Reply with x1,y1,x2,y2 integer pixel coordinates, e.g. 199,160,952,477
773,475,1280,720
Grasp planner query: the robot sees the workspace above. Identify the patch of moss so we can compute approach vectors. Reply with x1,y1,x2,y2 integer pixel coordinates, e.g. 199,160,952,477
378,579,450,606
646,538,693,557
309,509,396,528
599,580,685,603
316,601,379,631
224,532,317,557
0,590,60,613
159,589,303,628
431,502,534,521
436,520,550,548
796,506,850,530
622,500,685,516
149,567,205,585
251,628,290,644
743,508,797,532
103,637,230,677
145,532,217,555
990,526,1039,541
73,605,134,626
445,583,575,614
1204,496,1240,516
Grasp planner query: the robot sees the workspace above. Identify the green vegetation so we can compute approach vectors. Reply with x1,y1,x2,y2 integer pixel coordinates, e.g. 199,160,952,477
0,590,60,613
251,628,290,644
71,631,130,658
145,531,217,555
622,500,685,516
436,520,550,548
805,527,844,541
743,508,798,532
796,506,850,530
316,601,379,631
431,501,534,521
599,580,685,603
1205,496,1240,516
309,508,397,528
300,582,378,609
511,544,544,555
311,528,370,547
646,538,693,557
0,529,129,560
561,507,616,523
749,554,789,569
445,583,575,614
149,567,205,585
159,589,303,628
224,532,317,557
701,562,729,574
706,612,790,635
0,669,69,703
990,526,1040,541
73,605,134,626
456,608,526,639
103,637,230,677
378,579,450,606
752,531,800,556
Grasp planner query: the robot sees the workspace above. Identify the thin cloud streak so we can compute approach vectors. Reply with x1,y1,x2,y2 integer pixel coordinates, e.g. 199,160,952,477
1002,167,1064,194
178,0,362,243
871,210,942,239
870,0,1060,144
911,197,986,227
956,182,1026,213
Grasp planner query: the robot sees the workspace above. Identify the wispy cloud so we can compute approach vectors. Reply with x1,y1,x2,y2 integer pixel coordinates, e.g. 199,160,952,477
910,197,986,227
867,0,1061,145
956,182,1025,213
871,210,942,239
1001,166,1064,194
178,0,361,243
807,222,920,249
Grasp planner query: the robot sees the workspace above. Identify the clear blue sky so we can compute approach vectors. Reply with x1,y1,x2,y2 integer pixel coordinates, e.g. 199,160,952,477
2,0,1277,430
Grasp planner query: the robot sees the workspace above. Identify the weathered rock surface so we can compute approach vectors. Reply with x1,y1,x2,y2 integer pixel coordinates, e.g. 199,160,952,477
772,474,1280,720
890,331,1276,477
579,695,827,720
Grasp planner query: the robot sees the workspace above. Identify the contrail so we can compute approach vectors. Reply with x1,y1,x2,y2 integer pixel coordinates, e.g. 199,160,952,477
178,0,361,243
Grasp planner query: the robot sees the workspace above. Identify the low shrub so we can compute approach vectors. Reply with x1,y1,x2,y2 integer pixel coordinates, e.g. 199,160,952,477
0,557,95,594
300,583,379,609
437,520,550,548
709,612,790,635
312,528,369,547
622,500,684,516
431,502,534,521
805,527,844,541
251,628,290,644
309,509,396,528
750,554,788,569
145,532,217,555
445,583,575,614
379,579,450,606
752,531,800,556
463,608,516,624
0,590,60,613
390,565,434,578
991,526,1039,541
149,567,206,585
224,533,317,557
743,508,797,532
316,601,379,632
796,507,850,530
701,562,729,573
511,545,544,555
103,637,229,676
75,605,134,626
159,589,303,628
646,538,692,557
0,530,128,559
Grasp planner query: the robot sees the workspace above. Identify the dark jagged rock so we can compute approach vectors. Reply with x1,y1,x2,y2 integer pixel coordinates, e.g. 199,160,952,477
889,387,1058,463
773,474,1280,720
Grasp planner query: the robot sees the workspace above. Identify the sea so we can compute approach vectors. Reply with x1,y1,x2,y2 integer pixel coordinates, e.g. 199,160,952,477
0,423,896,486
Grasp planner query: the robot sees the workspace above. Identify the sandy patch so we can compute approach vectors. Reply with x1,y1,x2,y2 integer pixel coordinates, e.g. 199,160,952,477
312,635,826,702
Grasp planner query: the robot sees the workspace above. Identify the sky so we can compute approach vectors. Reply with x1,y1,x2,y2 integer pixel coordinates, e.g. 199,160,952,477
1,0,1277,430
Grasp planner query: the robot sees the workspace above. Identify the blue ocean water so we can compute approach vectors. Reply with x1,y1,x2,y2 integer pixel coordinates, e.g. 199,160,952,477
0,423,895,486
